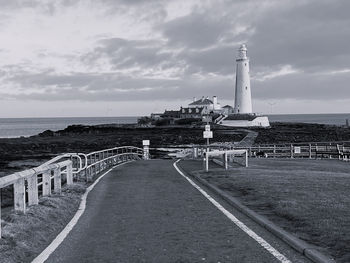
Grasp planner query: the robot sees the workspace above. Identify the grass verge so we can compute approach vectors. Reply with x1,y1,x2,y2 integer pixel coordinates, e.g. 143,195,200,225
0,184,86,263
179,158,350,262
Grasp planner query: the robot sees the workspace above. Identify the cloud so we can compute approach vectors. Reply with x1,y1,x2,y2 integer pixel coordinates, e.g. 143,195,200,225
253,65,300,82
249,0,350,72
0,0,350,116
253,71,350,100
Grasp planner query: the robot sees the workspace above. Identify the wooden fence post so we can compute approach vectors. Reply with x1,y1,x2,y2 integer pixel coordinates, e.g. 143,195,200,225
309,144,312,159
14,178,26,213
53,167,61,195
42,172,51,196
28,174,39,205
86,167,91,182
67,163,73,185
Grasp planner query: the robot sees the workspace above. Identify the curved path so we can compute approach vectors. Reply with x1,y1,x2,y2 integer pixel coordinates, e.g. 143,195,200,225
43,160,310,263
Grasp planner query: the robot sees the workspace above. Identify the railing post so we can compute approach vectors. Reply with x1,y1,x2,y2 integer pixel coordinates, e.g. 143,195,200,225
205,151,209,172
86,167,91,182
309,144,312,159
67,163,73,185
290,144,294,158
0,194,1,238
42,172,51,196
193,147,198,159
28,174,39,205
245,150,248,167
14,178,26,213
273,145,276,158
54,167,62,195
224,152,228,170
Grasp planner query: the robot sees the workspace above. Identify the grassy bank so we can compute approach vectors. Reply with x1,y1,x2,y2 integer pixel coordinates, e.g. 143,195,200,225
179,159,350,262
0,184,85,262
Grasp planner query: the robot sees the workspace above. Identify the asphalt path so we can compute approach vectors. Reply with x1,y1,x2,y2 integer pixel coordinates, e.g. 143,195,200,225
45,160,310,263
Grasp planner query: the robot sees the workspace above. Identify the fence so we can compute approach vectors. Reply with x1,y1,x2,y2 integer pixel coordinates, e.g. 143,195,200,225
0,145,144,238
236,143,350,160
205,149,248,172
191,142,350,160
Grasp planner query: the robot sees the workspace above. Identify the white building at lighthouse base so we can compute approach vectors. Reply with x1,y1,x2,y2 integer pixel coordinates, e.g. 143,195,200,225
217,113,270,128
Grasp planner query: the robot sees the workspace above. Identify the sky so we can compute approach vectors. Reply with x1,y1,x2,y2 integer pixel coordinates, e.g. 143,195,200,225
0,0,349,117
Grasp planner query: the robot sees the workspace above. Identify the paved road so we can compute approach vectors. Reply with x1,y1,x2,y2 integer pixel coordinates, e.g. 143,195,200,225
46,160,310,263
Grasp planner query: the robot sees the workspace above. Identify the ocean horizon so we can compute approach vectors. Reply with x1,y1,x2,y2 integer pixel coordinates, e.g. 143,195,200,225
0,113,349,138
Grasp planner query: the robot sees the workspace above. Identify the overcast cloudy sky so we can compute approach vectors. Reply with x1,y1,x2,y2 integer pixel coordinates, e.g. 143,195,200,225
0,0,349,117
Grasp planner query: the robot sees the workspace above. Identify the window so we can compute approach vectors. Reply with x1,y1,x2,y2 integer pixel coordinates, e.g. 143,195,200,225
245,63,247,66
246,86,248,90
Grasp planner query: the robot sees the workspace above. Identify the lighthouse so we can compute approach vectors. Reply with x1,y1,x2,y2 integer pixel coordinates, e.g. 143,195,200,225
233,44,252,114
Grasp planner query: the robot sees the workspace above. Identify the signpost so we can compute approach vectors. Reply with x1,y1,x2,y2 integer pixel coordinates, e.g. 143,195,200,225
203,124,213,171
142,140,150,160
294,146,301,154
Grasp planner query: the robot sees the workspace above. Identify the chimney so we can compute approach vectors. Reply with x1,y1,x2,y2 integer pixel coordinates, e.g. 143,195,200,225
213,96,217,107
193,97,196,102
201,96,204,102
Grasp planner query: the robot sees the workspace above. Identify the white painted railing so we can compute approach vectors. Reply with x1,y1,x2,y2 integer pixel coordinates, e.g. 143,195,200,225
191,142,350,160
0,145,144,238
204,149,248,172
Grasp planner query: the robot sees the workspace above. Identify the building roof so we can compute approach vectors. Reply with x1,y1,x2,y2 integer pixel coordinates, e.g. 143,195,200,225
189,98,213,106
162,110,180,118
222,105,233,108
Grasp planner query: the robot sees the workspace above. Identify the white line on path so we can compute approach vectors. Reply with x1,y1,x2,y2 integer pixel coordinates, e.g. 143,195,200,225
32,162,132,263
173,160,292,263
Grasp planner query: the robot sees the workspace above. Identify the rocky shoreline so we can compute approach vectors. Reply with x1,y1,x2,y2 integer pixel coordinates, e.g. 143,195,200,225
1,122,350,176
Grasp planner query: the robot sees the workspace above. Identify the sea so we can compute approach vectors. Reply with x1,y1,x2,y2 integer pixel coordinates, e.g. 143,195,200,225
0,117,139,138
0,114,349,138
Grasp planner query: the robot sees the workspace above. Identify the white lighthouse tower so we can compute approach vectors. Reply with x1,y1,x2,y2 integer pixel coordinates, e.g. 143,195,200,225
233,44,252,114
217,44,270,127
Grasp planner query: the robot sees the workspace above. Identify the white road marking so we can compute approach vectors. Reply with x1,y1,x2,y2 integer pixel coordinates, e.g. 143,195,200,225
32,162,132,263
173,160,292,263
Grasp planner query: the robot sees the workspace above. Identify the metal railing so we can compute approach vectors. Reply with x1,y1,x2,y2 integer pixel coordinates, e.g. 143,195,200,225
191,142,350,160
0,145,144,238
204,149,248,172
236,143,350,160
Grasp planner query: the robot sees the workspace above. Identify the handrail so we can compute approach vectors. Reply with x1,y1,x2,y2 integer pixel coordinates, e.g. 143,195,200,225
0,145,145,238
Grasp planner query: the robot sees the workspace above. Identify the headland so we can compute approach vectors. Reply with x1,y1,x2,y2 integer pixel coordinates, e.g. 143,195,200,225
1,121,350,176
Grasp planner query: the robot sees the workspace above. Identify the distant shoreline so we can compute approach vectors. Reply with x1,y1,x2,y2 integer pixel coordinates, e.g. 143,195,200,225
0,113,350,138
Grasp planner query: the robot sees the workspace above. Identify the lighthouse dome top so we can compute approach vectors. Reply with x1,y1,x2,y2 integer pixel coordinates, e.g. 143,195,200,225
237,44,248,60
